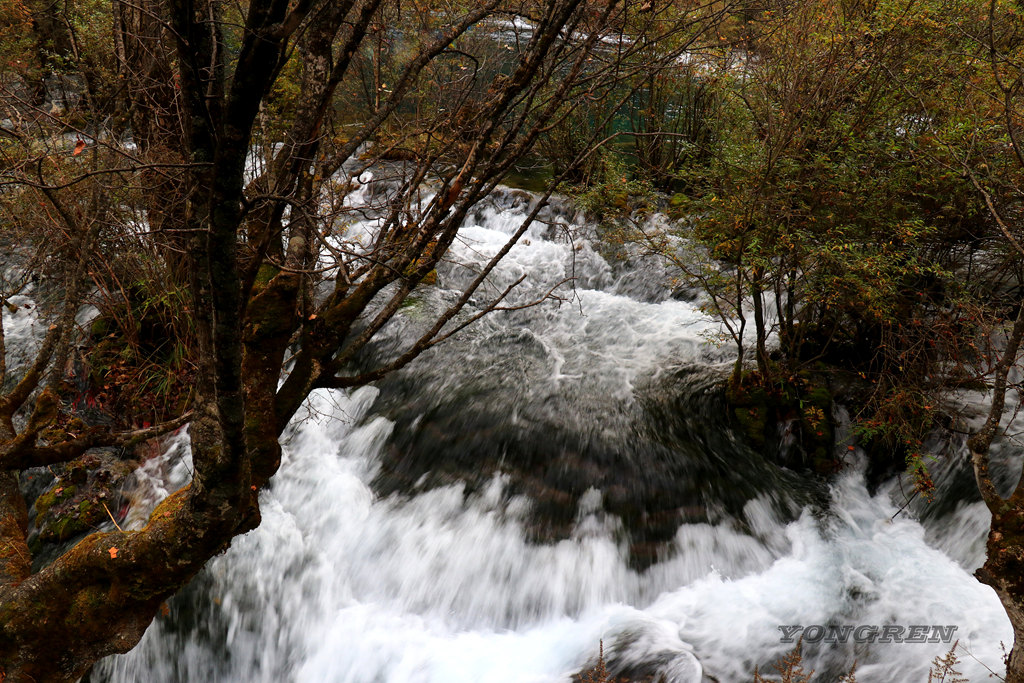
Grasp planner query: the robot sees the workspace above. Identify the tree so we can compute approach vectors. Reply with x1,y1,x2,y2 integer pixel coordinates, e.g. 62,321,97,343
625,0,1024,678
0,0,734,678
953,1,1024,679
617,0,988,484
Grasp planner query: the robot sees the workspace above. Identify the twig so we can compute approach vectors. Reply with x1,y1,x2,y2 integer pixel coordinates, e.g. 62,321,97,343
101,501,123,532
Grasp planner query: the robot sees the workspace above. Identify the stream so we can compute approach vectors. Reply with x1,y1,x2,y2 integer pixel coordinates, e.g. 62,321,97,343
68,183,1017,682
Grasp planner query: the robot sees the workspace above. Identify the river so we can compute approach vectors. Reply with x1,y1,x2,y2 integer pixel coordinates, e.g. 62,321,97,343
83,182,1013,682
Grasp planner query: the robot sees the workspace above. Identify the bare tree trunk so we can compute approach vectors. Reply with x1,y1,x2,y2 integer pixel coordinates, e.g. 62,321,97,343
751,267,769,377
969,297,1024,682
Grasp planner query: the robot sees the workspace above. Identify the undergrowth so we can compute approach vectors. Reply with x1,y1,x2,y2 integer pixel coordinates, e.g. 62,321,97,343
581,638,982,683
750,639,973,683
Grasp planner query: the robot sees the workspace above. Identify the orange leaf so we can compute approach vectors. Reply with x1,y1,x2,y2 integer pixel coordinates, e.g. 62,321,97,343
108,546,118,559
73,139,86,156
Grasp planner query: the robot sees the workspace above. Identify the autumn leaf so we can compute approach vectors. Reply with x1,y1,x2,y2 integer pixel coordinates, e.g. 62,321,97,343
108,547,118,559
72,139,86,156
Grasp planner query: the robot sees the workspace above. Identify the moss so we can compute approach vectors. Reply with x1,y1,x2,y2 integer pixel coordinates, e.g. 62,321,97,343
149,488,188,522
66,585,111,629
728,382,771,447
90,316,110,338
34,484,77,517
246,281,299,340
47,514,77,541
40,497,106,542
39,427,68,443
32,453,132,546
726,369,838,473
734,404,767,448
243,412,264,432
255,263,279,285
399,294,423,312
806,384,832,408
667,192,689,218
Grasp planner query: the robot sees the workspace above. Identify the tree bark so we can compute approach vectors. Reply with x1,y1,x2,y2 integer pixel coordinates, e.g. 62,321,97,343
0,0,652,676
751,266,770,377
978,499,1024,683
969,297,1024,682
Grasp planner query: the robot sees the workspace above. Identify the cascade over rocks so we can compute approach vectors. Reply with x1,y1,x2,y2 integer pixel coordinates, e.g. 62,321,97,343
371,364,813,569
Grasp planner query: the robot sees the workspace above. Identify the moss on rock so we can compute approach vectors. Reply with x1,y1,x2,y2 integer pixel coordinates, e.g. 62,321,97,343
726,368,838,473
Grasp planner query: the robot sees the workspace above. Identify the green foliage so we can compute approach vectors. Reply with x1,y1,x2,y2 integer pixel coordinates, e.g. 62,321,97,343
538,89,618,187
620,0,1024,482
629,67,726,191
569,153,657,218
0,0,34,77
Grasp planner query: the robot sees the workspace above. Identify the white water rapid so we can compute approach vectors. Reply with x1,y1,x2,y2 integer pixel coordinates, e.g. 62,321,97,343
73,185,1014,682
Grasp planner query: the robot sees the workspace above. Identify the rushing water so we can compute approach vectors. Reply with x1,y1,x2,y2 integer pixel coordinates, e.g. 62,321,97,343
74,184,1015,682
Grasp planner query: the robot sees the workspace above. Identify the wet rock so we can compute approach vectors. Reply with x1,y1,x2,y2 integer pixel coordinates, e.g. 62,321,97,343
27,448,138,567
369,363,816,570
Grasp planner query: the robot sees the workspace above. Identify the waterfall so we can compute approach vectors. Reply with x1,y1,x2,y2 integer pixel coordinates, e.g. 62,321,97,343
81,184,1011,682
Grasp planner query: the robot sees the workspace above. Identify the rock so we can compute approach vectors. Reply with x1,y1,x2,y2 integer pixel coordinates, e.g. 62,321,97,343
27,448,137,557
